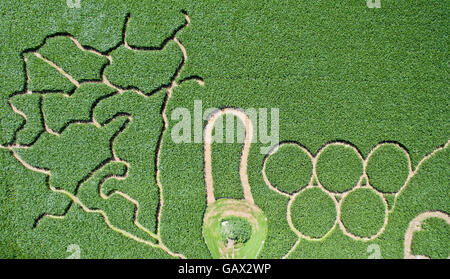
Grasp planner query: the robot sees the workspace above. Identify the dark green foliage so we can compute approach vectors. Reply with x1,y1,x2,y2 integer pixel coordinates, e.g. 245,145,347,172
265,144,312,194
126,10,185,48
11,116,128,220
77,161,156,242
24,53,76,93
38,36,109,81
93,89,166,232
212,115,244,200
0,151,25,258
1,0,448,259
178,0,449,166
219,216,252,244
0,97,24,144
9,94,43,145
340,188,386,238
1,148,171,259
378,147,450,258
16,118,127,194
159,82,211,258
290,187,336,238
43,83,116,133
384,193,395,211
366,143,410,193
411,217,450,259
316,145,363,193
288,228,372,259
30,205,173,259
360,177,367,186
105,42,182,93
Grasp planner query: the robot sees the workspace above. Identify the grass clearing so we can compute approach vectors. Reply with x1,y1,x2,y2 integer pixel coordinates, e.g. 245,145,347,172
203,199,268,259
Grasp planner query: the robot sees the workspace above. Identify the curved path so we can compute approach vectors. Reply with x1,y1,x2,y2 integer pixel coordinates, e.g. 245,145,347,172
404,211,450,259
203,108,254,205
0,10,206,260
260,140,450,258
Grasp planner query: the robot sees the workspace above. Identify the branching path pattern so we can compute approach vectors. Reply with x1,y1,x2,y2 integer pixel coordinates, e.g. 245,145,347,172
0,10,204,259
1,9,448,259
261,140,450,259
202,107,449,258
203,108,267,259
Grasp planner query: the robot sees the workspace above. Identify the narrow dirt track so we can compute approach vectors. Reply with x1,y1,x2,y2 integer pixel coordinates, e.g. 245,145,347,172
203,108,254,205
404,211,450,259
1,11,204,260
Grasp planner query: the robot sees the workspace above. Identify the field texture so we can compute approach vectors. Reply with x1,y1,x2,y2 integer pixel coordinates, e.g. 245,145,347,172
0,0,448,259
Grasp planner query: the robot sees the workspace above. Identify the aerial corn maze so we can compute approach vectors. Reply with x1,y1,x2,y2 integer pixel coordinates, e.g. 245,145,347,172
0,0,448,259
